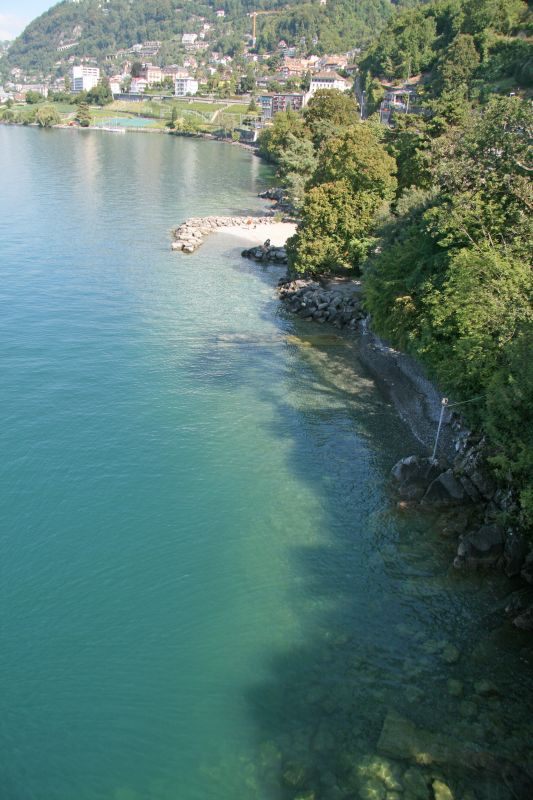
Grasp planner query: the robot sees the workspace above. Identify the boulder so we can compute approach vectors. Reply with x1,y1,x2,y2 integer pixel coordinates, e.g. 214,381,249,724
454,524,504,570
520,551,533,585
421,469,469,508
503,531,528,577
432,779,454,800
377,710,455,765
390,456,446,502
512,604,533,631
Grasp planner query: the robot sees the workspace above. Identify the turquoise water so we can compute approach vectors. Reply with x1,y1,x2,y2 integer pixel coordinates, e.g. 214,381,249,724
0,127,531,800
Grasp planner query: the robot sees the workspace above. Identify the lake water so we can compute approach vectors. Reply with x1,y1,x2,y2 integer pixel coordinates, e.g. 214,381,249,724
0,126,531,800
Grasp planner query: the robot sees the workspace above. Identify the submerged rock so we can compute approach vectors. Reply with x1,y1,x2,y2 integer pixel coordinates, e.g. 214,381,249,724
421,470,469,508
432,779,454,800
454,524,504,570
377,711,455,765
390,456,446,502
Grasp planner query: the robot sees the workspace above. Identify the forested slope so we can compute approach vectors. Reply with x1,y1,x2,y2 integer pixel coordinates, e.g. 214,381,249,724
4,0,418,74
261,0,533,532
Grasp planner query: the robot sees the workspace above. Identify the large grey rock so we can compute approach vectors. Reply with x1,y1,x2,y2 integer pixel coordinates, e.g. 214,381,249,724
520,551,533,585
513,604,533,631
377,710,455,764
391,456,446,501
421,469,469,507
454,523,504,569
503,531,528,577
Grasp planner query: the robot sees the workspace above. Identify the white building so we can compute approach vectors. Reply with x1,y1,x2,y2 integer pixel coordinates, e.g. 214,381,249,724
182,33,198,44
71,65,100,92
130,77,149,94
308,71,349,97
174,76,198,96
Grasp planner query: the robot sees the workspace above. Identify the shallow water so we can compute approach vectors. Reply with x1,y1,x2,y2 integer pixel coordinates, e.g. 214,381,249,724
0,127,531,800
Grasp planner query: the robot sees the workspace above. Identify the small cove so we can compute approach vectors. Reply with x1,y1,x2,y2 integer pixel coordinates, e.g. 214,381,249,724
0,126,531,800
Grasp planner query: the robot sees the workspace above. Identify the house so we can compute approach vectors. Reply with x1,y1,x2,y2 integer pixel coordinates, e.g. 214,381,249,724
216,9,225,17
71,65,100,92
108,75,122,94
308,72,349,96
175,76,199,96
260,92,306,120
130,77,149,93
182,33,198,45
143,64,163,84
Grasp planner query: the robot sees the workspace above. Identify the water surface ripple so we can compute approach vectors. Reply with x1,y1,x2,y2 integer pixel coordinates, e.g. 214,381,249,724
0,127,531,800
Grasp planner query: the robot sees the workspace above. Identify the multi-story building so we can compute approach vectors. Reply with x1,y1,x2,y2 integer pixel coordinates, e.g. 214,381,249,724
174,76,199,96
71,65,100,92
143,64,163,84
259,92,306,120
308,71,349,97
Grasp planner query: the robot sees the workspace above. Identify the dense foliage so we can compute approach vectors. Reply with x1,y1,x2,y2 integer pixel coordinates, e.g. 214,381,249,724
260,0,533,532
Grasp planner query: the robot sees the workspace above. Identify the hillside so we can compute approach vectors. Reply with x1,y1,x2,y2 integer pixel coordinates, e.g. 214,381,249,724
3,0,420,75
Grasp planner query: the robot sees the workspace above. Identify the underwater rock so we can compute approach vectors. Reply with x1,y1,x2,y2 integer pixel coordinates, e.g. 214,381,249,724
474,680,499,698
390,456,446,502
403,767,430,799
441,644,460,665
421,470,469,508
377,711,455,765
432,779,454,800
454,524,504,570
447,679,463,698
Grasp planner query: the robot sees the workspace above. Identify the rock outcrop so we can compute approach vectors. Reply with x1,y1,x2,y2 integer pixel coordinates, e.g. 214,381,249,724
241,243,288,264
277,278,365,329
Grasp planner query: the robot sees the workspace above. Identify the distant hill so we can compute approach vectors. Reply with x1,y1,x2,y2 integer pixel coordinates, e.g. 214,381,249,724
2,0,421,75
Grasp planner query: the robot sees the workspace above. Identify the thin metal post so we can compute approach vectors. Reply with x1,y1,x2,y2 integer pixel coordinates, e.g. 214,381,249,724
431,397,448,462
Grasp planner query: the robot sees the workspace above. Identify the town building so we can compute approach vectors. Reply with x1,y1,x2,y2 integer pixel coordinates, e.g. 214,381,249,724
174,76,199,96
182,33,198,45
71,65,100,92
130,77,149,94
308,72,349,96
260,92,306,120
142,64,163,84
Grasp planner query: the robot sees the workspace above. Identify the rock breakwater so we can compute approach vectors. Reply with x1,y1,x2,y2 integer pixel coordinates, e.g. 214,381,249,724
172,216,274,253
241,243,288,264
277,278,365,329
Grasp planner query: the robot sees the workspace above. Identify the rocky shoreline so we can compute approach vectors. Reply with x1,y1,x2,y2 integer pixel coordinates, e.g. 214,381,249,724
171,212,533,629
171,215,277,253
273,278,533,630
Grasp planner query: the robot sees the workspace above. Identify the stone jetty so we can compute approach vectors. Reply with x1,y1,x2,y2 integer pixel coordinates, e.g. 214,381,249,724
277,278,366,329
171,216,274,253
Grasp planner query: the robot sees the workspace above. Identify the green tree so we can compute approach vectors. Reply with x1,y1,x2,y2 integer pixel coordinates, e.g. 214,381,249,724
258,109,309,163
35,105,61,127
25,90,43,104
436,34,480,95
75,102,91,127
86,78,113,106
276,133,317,210
287,180,379,275
303,89,359,147
312,123,397,201
486,325,533,529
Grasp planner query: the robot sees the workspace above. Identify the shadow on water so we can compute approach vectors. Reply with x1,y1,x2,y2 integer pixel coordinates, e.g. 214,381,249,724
182,288,533,800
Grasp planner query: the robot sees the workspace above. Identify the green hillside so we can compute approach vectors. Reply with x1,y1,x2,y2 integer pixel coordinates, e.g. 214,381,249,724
3,0,421,75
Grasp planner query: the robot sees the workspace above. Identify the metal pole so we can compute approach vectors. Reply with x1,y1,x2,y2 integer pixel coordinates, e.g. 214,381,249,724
431,397,448,462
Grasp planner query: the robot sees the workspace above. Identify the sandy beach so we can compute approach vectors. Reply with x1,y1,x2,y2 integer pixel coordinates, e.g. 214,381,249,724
216,221,297,247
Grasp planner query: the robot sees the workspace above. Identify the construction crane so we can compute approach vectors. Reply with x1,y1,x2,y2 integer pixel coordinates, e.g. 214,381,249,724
248,8,285,47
